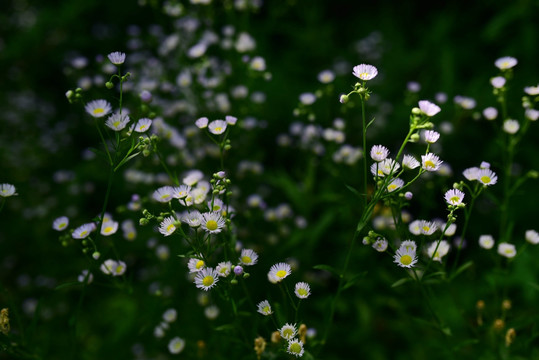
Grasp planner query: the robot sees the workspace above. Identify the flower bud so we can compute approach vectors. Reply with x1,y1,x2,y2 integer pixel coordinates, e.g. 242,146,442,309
339,94,349,104
105,81,114,89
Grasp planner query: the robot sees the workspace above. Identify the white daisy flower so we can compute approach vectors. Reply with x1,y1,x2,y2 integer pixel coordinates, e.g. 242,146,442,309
100,259,126,276
287,338,305,358
387,178,404,192
172,185,191,199
52,216,69,231
427,240,450,262
483,107,498,120
419,220,438,235
495,56,517,70
152,186,175,203
479,234,495,249
72,223,95,239
216,261,232,277
394,242,418,268
463,167,480,180
194,267,219,291
503,119,520,134
158,216,177,236
182,210,202,227
105,113,130,131
268,262,291,283
423,130,440,144
280,323,297,340
317,69,335,84
418,100,441,117
133,118,152,133
208,119,227,135
352,64,378,81
0,183,17,197
421,153,443,172
100,220,119,236
257,300,273,315
525,230,539,245
239,248,259,266
402,154,420,170
85,99,112,118
497,242,516,258
201,212,225,234
187,257,206,273
477,168,498,186
107,51,126,65
370,145,389,162
294,282,311,299
372,238,388,252
524,85,539,96
195,117,209,128
444,189,465,206
163,308,177,323
409,220,422,235
183,170,204,186
168,337,185,354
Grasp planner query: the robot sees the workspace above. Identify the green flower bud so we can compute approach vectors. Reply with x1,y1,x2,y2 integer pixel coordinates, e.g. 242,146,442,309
139,218,149,226
105,81,114,89
339,94,349,104
411,107,421,115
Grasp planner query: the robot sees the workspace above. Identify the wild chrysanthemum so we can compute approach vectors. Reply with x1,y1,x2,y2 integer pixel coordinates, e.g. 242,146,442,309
107,51,126,65
208,119,227,134
239,248,259,266
216,261,232,277
72,223,95,239
268,262,291,283
372,238,388,252
201,212,225,234
477,168,498,186
387,178,404,193
525,230,539,245
183,170,204,186
402,155,420,170
400,239,417,252
225,115,238,125
408,220,421,235
152,186,175,203
208,198,224,212
497,242,516,258
352,64,378,81
479,234,495,249
172,185,191,200
483,107,498,120
100,220,119,236
463,167,480,180
294,282,311,299
182,210,202,227
490,76,506,88
427,240,450,262
421,153,443,172
257,300,273,315
100,259,126,276
495,56,517,70
524,85,539,96
0,184,17,197
187,257,206,273
194,267,219,291
159,216,177,236
133,118,152,133
318,69,335,84
525,108,539,121
299,92,316,105
418,100,441,117
287,338,305,358
280,323,297,340
105,113,130,131
423,130,440,144
444,189,465,206
370,145,389,162
503,119,520,134
163,309,177,323
394,242,418,268
419,220,438,235
168,337,185,354
85,99,112,118
195,117,209,128
52,216,69,231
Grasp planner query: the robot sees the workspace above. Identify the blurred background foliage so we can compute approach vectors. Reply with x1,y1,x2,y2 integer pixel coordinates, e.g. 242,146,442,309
1,0,539,359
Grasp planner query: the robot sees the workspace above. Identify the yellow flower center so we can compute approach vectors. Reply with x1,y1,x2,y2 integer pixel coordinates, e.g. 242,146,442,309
104,226,113,233
298,288,308,296
400,254,412,266
80,230,88,237
283,329,294,338
115,265,125,274
202,275,214,287
263,306,270,313
422,226,430,232
241,256,252,264
289,342,302,354
196,260,205,269
166,223,175,232
425,160,435,168
93,108,104,115
59,222,66,229
359,72,369,79
276,270,287,278
450,196,460,204
213,127,223,133
480,175,491,183
206,220,218,231
388,184,397,191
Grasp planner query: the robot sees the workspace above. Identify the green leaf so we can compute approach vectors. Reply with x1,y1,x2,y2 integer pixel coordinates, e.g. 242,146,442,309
55,281,80,291
213,324,235,332
365,117,376,129
345,184,366,198
450,260,474,281
391,277,412,288
313,264,341,278
342,271,368,290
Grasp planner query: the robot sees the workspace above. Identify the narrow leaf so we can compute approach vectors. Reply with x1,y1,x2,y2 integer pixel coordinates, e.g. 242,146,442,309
391,277,412,288
313,264,340,278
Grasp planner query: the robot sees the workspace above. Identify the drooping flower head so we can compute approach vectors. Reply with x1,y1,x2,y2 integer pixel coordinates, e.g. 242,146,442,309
418,100,441,117
257,300,273,315
352,64,378,81
495,56,517,70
